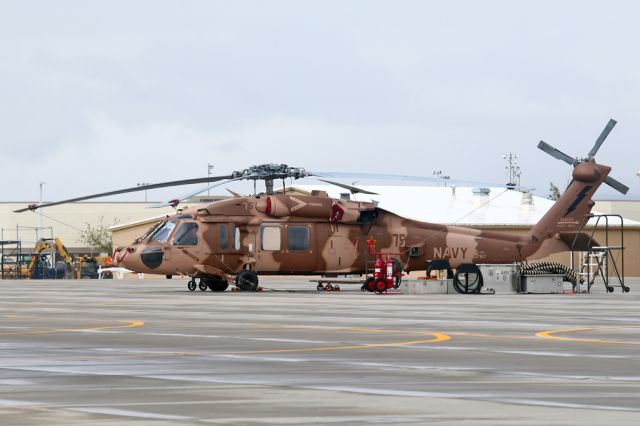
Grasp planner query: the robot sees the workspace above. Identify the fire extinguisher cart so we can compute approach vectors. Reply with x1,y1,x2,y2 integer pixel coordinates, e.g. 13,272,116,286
362,238,403,294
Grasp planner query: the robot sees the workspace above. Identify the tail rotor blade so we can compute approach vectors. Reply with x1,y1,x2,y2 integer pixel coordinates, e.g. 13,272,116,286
588,118,617,159
604,176,629,194
537,141,577,166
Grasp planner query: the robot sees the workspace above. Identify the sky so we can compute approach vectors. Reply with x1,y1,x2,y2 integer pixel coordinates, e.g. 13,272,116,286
1,0,639,205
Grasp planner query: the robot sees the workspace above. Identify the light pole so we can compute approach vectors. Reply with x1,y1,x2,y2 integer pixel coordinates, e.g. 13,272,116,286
432,170,450,187
503,153,521,186
207,163,214,196
38,182,45,240
137,183,151,202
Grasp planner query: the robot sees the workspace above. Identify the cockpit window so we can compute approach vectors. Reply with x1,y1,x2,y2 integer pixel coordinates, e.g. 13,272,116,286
140,221,164,242
149,220,177,243
172,223,199,246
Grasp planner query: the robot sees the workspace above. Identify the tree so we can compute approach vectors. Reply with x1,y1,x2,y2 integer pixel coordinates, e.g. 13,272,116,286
548,182,561,201
79,216,118,255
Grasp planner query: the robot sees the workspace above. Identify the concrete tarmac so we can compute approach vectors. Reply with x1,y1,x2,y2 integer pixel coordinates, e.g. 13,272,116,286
1,277,640,425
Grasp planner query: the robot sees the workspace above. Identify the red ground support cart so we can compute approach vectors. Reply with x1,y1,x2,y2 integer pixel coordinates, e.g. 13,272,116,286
363,238,403,294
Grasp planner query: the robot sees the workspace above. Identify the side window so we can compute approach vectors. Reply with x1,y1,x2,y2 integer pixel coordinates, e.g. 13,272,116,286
232,225,241,250
219,225,228,250
171,223,199,246
260,226,281,251
288,226,309,251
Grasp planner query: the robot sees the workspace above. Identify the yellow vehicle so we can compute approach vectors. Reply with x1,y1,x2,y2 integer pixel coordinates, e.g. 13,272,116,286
4,238,113,279
28,238,74,279
73,256,98,279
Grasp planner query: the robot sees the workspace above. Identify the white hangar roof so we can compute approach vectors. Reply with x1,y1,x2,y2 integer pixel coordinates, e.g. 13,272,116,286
296,185,639,227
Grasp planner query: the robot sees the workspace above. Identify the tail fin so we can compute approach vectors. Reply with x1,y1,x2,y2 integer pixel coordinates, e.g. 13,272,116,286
529,160,609,242
526,119,628,252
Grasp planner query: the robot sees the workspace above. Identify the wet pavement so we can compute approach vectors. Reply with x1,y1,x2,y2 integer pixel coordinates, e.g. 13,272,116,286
1,277,639,425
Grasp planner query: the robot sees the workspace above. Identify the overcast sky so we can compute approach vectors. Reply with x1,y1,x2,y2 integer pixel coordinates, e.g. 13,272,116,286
1,0,639,205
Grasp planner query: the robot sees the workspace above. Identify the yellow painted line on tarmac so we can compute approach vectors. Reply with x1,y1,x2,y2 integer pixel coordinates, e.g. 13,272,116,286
231,332,451,354
102,332,451,357
451,332,540,341
536,326,640,345
3,331,451,361
0,320,144,336
256,323,448,336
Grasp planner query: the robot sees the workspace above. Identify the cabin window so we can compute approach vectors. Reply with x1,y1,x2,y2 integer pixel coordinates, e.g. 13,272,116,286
288,226,309,251
149,220,177,243
219,225,228,250
172,223,199,246
260,226,281,251
232,225,241,250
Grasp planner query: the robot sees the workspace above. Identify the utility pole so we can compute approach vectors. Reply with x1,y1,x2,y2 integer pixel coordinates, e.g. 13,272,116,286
207,163,214,196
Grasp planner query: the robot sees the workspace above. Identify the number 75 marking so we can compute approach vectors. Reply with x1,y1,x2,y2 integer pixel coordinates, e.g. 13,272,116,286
392,234,406,247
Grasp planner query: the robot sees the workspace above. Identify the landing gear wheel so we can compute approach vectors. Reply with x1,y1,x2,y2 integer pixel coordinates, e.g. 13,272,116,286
187,280,197,291
205,276,229,292
453,264,483,294
374,278,387,294
199,280,208,291
235,270,259,291
364,277,375,292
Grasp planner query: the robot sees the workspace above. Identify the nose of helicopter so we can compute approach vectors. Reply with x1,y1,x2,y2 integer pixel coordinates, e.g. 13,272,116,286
114,244,163,272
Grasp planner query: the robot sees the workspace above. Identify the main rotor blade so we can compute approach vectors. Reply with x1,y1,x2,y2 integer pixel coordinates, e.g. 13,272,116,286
317,179,378,195
312,171,518,190
588,118,617,159
604,176,629,194
14,174,234,212
537,141,577,166
149,176,251,208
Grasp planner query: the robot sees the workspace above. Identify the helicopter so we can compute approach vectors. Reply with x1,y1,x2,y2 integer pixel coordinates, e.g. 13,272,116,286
17,119,628,294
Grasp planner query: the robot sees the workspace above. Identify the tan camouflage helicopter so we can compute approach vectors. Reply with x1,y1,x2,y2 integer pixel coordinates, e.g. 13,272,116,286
17,119,628,293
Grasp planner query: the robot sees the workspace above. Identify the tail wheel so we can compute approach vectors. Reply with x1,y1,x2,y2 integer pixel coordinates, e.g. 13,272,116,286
235,270,259,291
187,279,197,291
364,277,375,292
453,264,483,294
374,278,387,294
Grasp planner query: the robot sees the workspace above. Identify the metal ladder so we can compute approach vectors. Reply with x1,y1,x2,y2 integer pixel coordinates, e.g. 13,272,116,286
571,215,628,293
